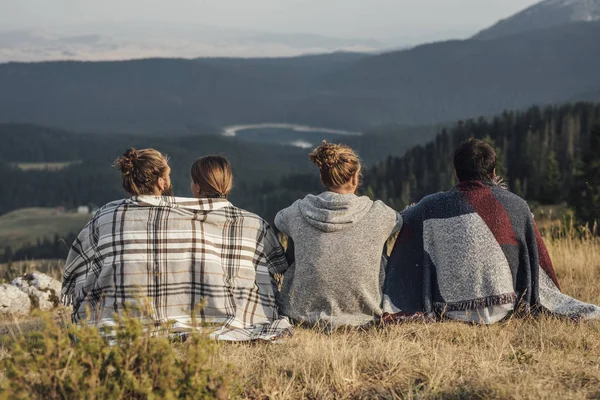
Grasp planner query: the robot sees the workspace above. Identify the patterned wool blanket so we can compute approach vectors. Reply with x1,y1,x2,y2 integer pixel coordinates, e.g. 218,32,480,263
383,181,600,322
61,196,292,341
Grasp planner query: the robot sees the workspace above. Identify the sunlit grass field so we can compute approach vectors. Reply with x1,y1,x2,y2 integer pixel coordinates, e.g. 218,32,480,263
1,230,599,399
0,208,90,257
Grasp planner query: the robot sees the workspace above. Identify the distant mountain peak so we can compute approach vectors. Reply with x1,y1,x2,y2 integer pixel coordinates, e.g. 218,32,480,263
474,0,600,40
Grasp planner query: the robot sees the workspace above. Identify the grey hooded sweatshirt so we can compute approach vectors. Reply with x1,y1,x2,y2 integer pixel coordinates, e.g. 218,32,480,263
275,192,401,327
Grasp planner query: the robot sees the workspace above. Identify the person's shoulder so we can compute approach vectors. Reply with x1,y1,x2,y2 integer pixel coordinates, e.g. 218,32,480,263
417,190,452,208
489,186,531,214
276,199,303,218
95,199,129,218
371,199,397,218
228,205,269,228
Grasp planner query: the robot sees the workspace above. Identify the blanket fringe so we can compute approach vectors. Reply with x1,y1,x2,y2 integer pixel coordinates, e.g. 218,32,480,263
60,293,74,307
434,292,517,313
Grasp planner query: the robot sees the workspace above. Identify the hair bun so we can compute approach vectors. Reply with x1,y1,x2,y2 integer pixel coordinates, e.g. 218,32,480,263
310,141,341,169
115,148,139,176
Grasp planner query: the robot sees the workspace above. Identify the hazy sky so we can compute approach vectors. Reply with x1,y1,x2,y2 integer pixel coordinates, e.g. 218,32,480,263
1,0,541,41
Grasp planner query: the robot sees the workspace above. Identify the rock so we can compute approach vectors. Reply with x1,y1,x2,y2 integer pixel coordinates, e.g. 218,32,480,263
12,272,62,311
0,284,32,316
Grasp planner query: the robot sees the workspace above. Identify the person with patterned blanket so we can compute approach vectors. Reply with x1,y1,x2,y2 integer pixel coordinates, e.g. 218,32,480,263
383,139,600,323
61,150,292,341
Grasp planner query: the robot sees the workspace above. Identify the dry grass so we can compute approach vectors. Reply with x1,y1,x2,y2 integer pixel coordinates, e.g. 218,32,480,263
212,235,600,399
0,259,64,282
1,234,599,399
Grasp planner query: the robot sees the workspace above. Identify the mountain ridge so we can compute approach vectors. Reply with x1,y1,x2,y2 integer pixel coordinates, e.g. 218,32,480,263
474,0,600,40
1,21,599,132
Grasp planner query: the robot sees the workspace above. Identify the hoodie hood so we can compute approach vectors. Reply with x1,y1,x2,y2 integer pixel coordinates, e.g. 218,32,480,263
298,192,374,232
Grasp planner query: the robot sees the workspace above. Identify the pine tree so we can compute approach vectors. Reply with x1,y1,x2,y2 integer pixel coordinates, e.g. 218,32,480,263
514,179,523,198
482,135,507,179
539,151,562,204
571,125,600,226
3,246,13,263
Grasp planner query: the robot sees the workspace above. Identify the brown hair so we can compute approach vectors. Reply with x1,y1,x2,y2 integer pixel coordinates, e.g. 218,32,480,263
309,141,361,189
453,138,496,182
190,155,233,199
114,148,169,196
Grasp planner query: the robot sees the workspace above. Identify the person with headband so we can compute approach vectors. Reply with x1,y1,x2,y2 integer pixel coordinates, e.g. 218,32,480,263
275,141,402,328
62,150,292,341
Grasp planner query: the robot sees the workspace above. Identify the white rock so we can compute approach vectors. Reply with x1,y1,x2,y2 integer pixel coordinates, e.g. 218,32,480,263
0,284,32,316
12,272,62,311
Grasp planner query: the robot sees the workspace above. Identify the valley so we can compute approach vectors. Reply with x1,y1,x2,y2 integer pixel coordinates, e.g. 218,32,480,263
2,1,600,398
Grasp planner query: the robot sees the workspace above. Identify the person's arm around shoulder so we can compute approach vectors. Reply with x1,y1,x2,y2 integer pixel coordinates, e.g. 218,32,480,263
261,220,290,276
374,200,403,235
274,205,293,237
391,211,403,235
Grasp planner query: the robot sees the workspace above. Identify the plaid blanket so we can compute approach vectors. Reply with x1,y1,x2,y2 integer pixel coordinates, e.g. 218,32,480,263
383,181,600,323
61,196,292,341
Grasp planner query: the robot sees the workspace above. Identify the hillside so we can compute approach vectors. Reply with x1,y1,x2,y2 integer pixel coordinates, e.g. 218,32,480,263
364,102,600,214
474,0,600,40
322,21,600,126
196,52,367,92
0,58,280,134
3,225,600,398
0,208,90,255
1,22,600,132
0,53,364,133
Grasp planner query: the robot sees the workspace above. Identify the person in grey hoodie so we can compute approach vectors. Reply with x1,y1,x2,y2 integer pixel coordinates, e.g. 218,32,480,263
275,141,402,328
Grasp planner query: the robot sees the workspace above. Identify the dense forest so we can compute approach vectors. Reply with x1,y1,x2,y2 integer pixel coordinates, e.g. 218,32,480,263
1,233,77,264
364,103,600,223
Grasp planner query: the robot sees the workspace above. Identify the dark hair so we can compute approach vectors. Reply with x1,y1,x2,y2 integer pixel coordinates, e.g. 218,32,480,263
453,138,496,182
114,148,169,195
309,141,361,189
190,155,233,198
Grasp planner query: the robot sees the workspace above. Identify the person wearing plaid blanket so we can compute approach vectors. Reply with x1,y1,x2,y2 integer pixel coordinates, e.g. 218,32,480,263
61,149,292,341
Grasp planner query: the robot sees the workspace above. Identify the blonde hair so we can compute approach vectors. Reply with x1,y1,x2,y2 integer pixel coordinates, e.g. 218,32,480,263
190,155,233,199
114,148,169,196
309,141,361,189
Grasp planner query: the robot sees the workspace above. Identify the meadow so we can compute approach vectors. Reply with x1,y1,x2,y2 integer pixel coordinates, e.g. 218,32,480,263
1,230,599,399
0,208,90,256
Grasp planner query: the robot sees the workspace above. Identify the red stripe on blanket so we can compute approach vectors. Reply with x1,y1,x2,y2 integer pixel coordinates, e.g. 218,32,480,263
533,222,561,290
457,181,518,246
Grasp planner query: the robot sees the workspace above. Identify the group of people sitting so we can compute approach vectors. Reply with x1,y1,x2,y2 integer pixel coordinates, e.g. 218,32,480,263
61,139,600,341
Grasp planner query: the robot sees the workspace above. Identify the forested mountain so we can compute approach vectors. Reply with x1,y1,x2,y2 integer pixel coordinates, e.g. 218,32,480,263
322,21,600,126
365,103,600,218
1,21,600,132
196,52,367,92
474,0,600,40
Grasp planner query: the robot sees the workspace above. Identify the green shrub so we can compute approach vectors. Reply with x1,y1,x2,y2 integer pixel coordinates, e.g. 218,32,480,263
0,312,233,399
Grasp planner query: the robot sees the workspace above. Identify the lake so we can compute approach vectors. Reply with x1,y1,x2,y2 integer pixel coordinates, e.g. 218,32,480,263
222,123,362,149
